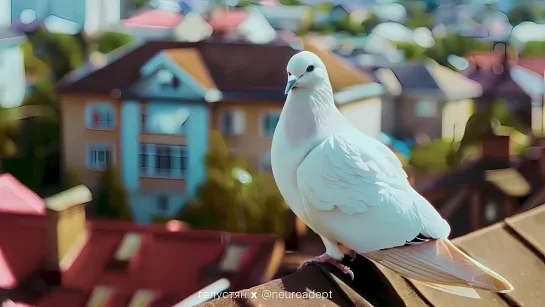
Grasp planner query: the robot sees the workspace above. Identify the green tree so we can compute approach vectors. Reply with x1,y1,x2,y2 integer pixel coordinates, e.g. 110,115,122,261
409,139,456,173
20,41,50,79
178,130,290,236
95,164,133,220
26,29,85,80
404,4,435,29
508,3,545,25
334,15,365,35
0,105,53,173
395,41,427,60
426,33,490,67
522,41,545,57
279,0,302,5
449,100,527,165
361,13,380,34
94,31,134,54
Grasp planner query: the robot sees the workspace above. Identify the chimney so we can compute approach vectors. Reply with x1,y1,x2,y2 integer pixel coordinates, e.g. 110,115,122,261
43,185,92,282
481,134,511,160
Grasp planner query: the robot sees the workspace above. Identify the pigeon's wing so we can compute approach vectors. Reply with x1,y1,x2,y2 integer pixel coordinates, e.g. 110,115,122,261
296,132,450,239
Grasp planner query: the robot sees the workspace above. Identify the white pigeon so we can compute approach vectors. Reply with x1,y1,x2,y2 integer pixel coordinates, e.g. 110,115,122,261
270,51,514,299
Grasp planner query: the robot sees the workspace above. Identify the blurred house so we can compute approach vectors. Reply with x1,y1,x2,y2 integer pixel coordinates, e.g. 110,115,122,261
0,177,283,306
254,4,312,32
10,0,123,35
117,7,277,44
465,49,545,131
372,60,482,141
0,27,26,108
203,203,545,307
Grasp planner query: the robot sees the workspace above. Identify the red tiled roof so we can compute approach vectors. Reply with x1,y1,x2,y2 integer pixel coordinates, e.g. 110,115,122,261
467,51,545,76
122,10,183,28
0,173,45,215
0,213,45,288
208,10,247,32
0,207,282,306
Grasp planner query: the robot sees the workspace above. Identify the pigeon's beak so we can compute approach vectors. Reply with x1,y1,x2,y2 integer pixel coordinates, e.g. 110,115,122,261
285,75,298,95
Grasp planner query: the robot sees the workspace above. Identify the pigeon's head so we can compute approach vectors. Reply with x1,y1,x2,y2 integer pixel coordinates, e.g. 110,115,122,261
285,51,327,94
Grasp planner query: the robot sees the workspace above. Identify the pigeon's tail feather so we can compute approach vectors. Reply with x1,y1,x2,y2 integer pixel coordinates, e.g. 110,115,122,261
362,239,514,298
410,279,480,298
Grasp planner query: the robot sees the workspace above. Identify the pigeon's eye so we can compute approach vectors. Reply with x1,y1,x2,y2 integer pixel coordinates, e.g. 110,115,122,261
306,65,315,72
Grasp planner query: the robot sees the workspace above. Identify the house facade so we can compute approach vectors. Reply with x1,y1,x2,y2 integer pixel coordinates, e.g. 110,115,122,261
0,27,26,108
373,61,482,141
57,39,298,223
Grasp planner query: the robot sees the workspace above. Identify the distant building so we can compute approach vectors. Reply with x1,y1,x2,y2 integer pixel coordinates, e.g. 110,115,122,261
10,0,124,35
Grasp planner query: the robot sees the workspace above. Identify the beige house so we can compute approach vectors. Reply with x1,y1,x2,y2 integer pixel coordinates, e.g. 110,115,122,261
374,60,482,141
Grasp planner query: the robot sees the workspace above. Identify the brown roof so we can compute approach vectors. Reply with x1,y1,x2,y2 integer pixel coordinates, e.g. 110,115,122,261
56,39,298,99
199,204,545,307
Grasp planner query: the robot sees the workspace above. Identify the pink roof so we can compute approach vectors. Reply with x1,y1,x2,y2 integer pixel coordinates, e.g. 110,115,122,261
0,173,45,215
122,10,183,28
0,213,45,288
209,10,248,32
0,212,279,305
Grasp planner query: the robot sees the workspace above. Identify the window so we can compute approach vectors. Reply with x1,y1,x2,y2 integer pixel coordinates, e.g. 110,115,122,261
86,143,113,170
414,100,437,118
157,68,180,88
157,195,169,212
220,110,245,135
142,108,189,135
140,144,187,178
85,103,115,130
262,111,281,137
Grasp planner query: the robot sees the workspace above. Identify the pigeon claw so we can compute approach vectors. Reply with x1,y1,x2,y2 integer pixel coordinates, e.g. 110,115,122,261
297,253,355,280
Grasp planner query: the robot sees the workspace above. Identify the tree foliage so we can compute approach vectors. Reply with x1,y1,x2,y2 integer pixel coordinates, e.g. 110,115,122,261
178,130,290,236
94,31,134,54
449,100,527,165
404,3,435,29
522,41,545,57
95,164,133,220
508,3,545,25
409,139,456,173
0,80,57,191
20,41,50,79
25,29,85,80
427,33,490,65
361,13,380,34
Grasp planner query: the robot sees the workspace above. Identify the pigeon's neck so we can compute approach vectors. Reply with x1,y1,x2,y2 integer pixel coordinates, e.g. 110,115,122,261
282,83,341,145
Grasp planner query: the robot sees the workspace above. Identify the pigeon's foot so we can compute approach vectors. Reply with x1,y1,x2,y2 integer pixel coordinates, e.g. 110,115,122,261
348,250,357,262
298,253,354,280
